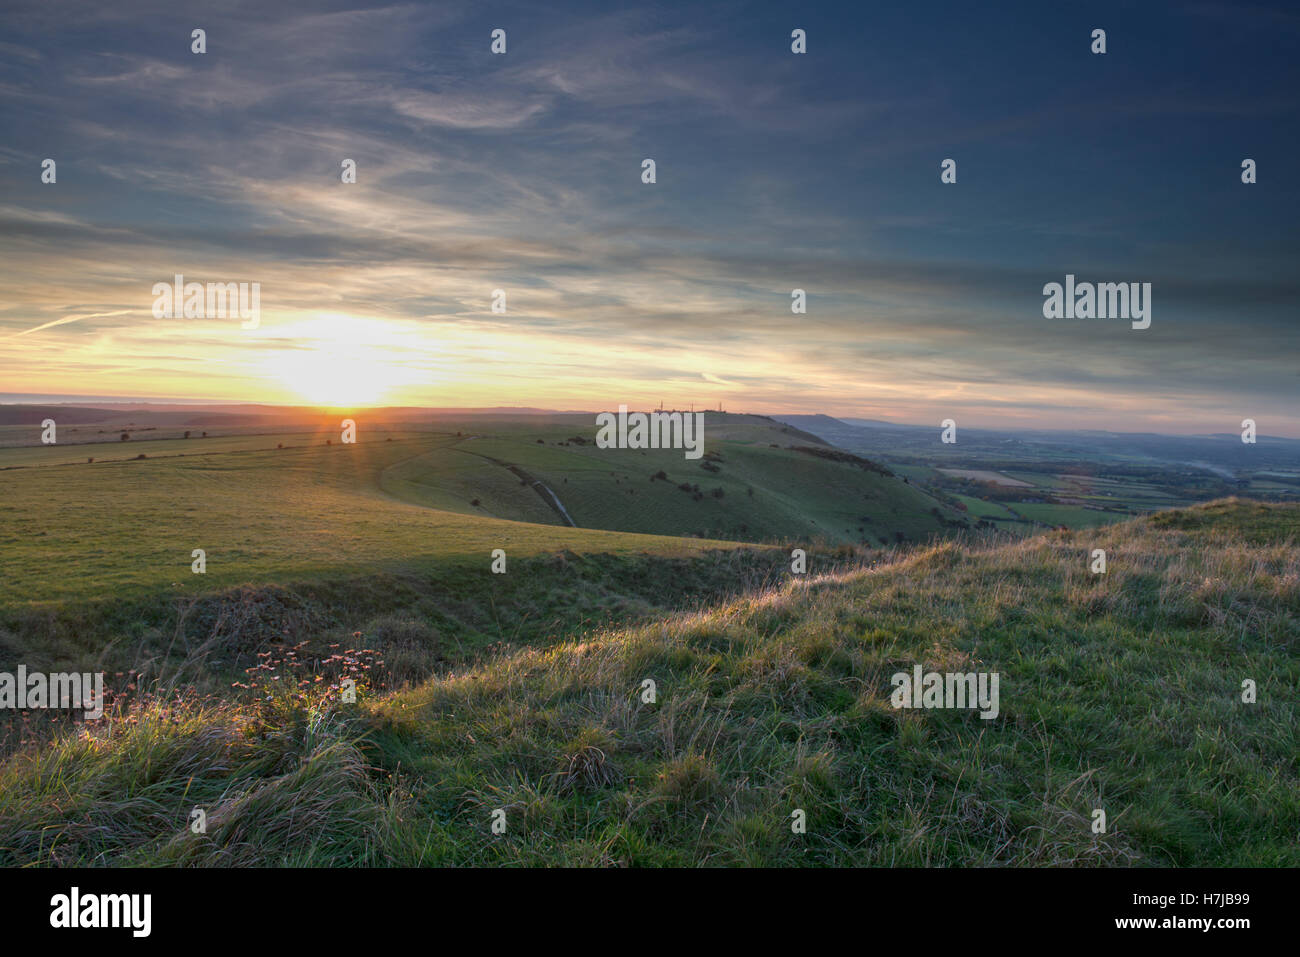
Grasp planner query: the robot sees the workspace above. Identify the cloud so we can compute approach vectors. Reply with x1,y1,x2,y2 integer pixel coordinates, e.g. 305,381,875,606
0,0,1294,434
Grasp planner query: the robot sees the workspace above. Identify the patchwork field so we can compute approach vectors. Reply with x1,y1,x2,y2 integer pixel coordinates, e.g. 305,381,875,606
779,416,1300,536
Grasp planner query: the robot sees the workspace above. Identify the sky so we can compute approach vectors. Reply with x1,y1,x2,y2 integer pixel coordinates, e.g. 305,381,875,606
0,0,1297,434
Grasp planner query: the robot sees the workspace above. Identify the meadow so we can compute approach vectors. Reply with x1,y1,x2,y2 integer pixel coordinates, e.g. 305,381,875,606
0,413,962,606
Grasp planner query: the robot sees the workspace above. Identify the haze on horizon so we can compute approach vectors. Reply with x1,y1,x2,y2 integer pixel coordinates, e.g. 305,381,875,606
1,1,1297,436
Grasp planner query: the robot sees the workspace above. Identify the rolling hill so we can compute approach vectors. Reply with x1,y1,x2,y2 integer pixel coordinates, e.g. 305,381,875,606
377,413,965,544
0,410,965,702
0,412,964,608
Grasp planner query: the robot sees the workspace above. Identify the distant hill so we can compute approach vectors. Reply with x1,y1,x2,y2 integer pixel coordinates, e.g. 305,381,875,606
381,412,967,545
775,414,1300,472
0,405,125,425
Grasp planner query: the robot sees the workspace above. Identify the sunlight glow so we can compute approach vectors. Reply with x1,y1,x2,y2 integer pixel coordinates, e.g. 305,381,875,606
265,314,415,407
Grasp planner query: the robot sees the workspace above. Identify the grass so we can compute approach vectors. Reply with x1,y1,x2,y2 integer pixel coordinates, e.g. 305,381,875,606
2,498,1295,866
953,493,1018,520
0,434,734,606
0,413,962,607
379,419,964,544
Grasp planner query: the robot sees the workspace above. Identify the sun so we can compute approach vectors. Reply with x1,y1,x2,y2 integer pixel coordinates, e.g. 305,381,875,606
276,351,392,406
263,314,410,407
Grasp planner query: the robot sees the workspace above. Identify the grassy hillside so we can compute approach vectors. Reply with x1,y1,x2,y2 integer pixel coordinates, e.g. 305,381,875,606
1,499,1294,866
0,433,726,606
0,413,961,609
1,411,932,720
380,414,963,544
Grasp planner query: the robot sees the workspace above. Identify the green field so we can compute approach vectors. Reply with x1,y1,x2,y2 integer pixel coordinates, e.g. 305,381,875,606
0,433,716,606
1010,502,1127,528
953,493,1018,520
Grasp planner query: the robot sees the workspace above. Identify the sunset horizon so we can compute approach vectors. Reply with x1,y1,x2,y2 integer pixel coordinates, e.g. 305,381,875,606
4,391,1299,439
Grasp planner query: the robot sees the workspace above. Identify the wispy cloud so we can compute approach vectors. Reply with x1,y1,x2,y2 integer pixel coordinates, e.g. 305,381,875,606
0,0,1295,434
